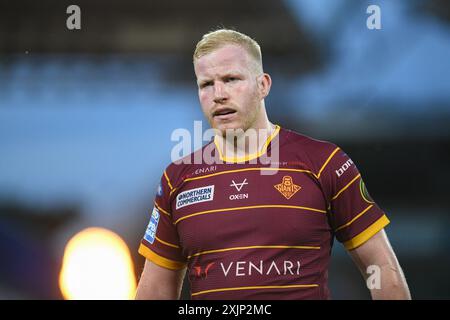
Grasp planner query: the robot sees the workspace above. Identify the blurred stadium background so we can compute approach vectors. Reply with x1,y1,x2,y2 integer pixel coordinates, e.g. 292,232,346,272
0,0,449,299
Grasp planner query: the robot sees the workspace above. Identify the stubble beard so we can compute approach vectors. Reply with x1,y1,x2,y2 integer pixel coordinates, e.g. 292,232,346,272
215,97,261,138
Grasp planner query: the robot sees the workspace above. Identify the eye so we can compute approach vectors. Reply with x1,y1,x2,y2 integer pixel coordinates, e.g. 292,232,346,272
225,77,238,82
200,81,213,88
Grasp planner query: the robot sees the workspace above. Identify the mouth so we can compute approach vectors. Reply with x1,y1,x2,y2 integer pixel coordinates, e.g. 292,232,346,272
212,108,237,120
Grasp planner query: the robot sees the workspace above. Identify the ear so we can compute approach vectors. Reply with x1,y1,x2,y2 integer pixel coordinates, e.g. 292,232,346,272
257,73,272,99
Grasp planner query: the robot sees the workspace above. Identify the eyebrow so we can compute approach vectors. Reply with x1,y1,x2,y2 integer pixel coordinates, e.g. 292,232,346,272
197,79,212,87
197,71,244,85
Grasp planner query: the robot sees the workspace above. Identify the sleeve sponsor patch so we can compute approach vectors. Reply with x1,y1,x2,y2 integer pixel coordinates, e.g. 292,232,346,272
335,158,354,178
144,207,160,244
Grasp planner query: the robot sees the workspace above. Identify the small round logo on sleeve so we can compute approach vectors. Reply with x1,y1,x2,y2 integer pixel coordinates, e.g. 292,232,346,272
157,182,163,197
360,179,375,204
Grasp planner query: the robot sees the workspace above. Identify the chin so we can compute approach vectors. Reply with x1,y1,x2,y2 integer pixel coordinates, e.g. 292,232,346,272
214,122,245,136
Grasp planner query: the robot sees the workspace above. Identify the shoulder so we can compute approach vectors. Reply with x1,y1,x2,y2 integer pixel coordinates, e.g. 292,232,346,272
163,141,216,187
280,127,341,171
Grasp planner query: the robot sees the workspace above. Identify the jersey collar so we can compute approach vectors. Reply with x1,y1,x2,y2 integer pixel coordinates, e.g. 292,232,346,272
213,124,281,163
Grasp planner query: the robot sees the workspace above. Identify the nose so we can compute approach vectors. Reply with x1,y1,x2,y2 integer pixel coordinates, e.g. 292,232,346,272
213,82,228,104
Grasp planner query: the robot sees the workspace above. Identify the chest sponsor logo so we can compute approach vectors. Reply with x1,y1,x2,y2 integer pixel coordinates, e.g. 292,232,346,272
190,260,301,279
220,260,301,277
190,262,215,279
229,178,249,200
336,159,354,177
176,185,215,209
274,176,301,199
144,206,160,244
230,178,248,191
194,165,217,176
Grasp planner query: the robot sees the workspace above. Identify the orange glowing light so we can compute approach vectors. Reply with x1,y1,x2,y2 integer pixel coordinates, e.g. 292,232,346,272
59,227,136,299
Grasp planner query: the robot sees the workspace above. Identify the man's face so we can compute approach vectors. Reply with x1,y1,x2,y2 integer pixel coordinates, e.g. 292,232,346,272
194,44,263,135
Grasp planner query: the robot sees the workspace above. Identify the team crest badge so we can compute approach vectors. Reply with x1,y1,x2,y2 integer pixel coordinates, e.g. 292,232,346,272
274,176,301,199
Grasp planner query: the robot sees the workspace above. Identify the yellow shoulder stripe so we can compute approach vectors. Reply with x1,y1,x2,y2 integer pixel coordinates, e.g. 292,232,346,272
335,204,373,232
316,147,340,178
163,170,173,190
154,201,170,216
331,174,361,201
155,236,180,249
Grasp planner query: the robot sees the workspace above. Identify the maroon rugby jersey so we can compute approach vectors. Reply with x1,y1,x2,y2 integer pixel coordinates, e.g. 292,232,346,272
138,125,390,299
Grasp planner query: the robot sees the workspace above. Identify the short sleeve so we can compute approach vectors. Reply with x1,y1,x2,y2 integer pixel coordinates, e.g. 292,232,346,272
138,170,187,270
320,146,390,250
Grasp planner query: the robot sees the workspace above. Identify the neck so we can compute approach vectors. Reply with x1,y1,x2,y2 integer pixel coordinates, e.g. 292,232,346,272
214,120,276,162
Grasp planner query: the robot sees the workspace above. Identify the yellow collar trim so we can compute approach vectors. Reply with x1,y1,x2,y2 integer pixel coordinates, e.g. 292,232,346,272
214,125,281,163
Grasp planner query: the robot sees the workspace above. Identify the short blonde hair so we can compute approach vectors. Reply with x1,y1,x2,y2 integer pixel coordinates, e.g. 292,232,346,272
193,29,263,72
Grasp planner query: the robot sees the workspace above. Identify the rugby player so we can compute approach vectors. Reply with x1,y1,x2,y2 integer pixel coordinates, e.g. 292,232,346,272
135,29,411,300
